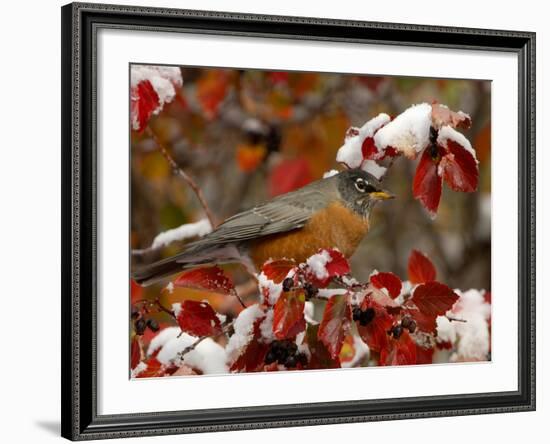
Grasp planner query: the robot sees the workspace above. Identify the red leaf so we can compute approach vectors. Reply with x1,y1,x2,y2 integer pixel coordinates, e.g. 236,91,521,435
413,147,443,216
325,249,351,279
411,282,459,317
268,158,312,197
357,300,393,353
380,331,417,366
230,317,270,372
130,279,143,304
410,309,437,333
174,300,222,337
306,324,341,369
130,80,160,132
261,259,296,284
431,103,472,130
361,137,378,159
370,272,402,299
307,249,351,288
134,357,178,378
131,336,141,370
273,290,306,339
439,140,479,192
408,250,437,284
415,345,434,364
174,266,234,294
318,294,352,359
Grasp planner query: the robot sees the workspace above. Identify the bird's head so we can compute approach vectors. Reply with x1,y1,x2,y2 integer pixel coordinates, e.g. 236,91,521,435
336,168,394,219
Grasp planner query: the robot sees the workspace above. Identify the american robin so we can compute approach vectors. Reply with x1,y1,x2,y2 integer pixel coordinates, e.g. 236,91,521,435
133,168,394,286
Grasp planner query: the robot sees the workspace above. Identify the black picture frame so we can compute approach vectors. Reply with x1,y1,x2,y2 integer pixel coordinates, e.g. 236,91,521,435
61,2,536,440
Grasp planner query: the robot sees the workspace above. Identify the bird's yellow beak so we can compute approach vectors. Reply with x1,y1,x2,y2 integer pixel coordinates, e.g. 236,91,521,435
371,190,395,200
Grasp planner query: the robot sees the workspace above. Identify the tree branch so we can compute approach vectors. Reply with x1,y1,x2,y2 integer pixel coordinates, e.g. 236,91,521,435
145,125,217,228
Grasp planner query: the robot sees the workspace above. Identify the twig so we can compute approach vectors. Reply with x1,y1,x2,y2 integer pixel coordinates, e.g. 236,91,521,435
446,316,467,323
176,321,234,361
230,289,247,309
145,126,217,228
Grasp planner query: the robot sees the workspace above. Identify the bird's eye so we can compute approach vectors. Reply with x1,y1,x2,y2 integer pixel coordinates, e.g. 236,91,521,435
354,178,367,192
354,178,377,193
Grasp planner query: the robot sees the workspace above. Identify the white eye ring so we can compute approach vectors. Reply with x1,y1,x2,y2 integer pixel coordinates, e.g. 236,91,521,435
355,178,367,192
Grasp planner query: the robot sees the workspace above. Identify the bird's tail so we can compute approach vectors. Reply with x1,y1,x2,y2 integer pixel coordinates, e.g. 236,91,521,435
131,245,241,287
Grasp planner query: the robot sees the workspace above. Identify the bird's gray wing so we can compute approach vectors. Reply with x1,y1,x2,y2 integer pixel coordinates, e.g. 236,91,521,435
185,181,336,252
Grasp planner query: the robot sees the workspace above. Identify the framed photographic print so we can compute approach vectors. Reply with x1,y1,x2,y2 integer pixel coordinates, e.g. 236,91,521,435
61,2,536,440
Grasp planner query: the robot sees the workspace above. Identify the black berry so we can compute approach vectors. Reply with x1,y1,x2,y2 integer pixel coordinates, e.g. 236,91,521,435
303,283,318,299
391,325,403,339
297,353,308,366
134,318,147,335
352,307,362,321
131,306,140,319
401,316,412,329
359,307,376,326
285,356,297,368
407,320,417,334
147,318,160,332
282,277,294,292
265,350,277,364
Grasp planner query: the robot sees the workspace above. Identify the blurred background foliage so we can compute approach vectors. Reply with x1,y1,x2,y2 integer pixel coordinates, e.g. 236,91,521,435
131,66,491,326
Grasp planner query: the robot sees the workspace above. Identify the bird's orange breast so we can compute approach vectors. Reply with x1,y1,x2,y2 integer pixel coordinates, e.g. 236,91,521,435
249,201,369,268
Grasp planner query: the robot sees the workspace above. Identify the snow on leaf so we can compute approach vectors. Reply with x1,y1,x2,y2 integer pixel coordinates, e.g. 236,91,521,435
272,290,306,339
225,304,266,363
408,249,437,284
130,65,182,131
261,259,296,284
173,266,234,294
370,271,402,299
336,113,390,168
380,331,416,366
439,140,479,193
306,249,350,288
411,282,459,317
413,145,443,216
318,294,352,359
374,103,432,159
229,316,269,373
131,80,159,132
173,300,222,337
431,103,472,130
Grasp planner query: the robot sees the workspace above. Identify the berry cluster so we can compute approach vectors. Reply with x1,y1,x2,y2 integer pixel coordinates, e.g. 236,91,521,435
265,340,308,368
352,307,376,326
131,306,160,335
388,316,417,339
282,277,318,299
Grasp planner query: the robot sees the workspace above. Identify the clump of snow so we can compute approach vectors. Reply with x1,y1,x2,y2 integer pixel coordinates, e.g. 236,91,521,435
259,308,275,341
147,326,227,374
374,103,432,159
436,289,491,361
361,159,387,179
306,250,332,280
323,169,339,179
225,304,265,362
165,282,174,294
437,125,478,161
257,270,285,306
171,302,182,318
342,335,370,368
151,219,212,250
303,301,317,325
336,113,390,168
131,65,183,130
131,361,147,377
